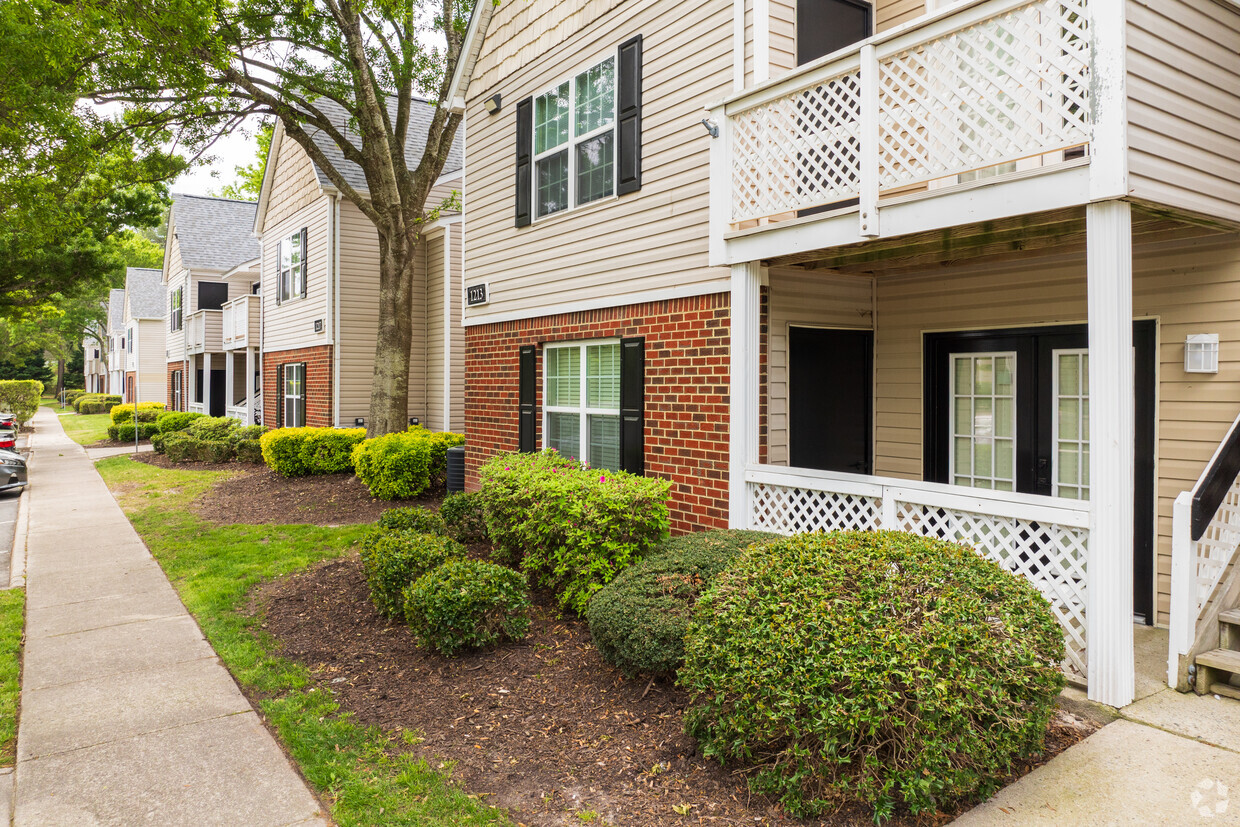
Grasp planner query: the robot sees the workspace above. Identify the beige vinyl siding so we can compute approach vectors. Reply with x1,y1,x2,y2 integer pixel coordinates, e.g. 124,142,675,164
261,195,332,353
135,319,167,406
164,233,185,361
766,267,874,464
1126,0,1240,224
336,201,429,426
464,0,733,321
425,232,447,431
759,0,923,83
878,0,925,30
264,137,323,231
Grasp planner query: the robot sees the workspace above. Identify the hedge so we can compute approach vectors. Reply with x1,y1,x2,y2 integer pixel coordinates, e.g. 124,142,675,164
63,389,87,406
110,401,165,424
376,506,448,536
350,427,465,500
680,531,1066,819
185,416,239,441
440,492,488,544
0,380,43,425
75,394,121,414
156,411,206,434
108,422,160,442
359,531,465,620
478,451,671,615
259,427,367,477
403,559,531,656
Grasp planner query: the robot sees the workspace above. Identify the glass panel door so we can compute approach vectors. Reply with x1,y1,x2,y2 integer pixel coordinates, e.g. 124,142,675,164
1052,349,1089,499
949,352,1016,491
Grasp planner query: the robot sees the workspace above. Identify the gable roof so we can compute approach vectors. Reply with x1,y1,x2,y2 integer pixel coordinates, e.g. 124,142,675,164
170,194,261,272
255,97,464,233
107,289,126,331
124,268,165,320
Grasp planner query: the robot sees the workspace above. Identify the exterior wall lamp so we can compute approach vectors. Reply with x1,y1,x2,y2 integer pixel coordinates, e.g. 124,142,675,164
1185,334,1220,374
485,94,502,115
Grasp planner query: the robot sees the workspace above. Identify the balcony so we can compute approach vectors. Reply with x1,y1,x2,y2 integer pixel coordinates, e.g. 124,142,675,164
222,294,260,351
186,309,223,355
710,0,1094,265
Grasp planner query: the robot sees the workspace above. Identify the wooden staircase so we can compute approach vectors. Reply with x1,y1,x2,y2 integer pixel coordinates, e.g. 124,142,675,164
1196,608,1240,699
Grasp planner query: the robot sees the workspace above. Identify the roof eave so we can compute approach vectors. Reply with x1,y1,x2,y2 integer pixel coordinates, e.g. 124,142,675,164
447,0,496,116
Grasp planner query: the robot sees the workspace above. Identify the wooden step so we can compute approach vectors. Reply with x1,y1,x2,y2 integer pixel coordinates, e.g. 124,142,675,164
1198,648,1240,673
1211,682,1240,701
1220,608,1240,626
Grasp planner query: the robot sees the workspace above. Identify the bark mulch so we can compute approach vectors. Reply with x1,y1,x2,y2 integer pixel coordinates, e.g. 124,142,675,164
254,553,1100,827
132,453,436,525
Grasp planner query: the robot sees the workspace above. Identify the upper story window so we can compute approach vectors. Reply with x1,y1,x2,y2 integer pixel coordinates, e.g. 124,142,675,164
515,36,644,228
278,229,308,304
126,328,133,354
170,286,183,332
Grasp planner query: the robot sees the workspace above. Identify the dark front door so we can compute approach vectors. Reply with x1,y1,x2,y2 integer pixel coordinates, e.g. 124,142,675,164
925,322,1157,623
789,326,873,474
209,370,226,418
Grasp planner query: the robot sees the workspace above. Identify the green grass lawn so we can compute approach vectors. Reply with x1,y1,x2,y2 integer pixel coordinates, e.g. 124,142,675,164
58,413,113,445
0,589,23,767
96,457,507,827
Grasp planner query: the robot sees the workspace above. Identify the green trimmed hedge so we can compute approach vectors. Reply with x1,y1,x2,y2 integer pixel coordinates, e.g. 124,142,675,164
440,492,487,544
156,411,206,434
259,427,367,477
185,416,239,440
0,380,43,425
478,451,671,615
108,422,159,442
110,401,165,424
680,531,1067,820
587,529,779,678
163,432,198,462
350,427,465,500
403,559,531,656
376,506,447,536
235,439,263,464
359,531,465,620
75,394,121,414
63,389,87,406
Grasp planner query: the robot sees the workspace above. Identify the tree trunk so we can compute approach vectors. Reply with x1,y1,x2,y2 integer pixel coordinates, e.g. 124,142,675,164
56,359,65,396
367,226,418,436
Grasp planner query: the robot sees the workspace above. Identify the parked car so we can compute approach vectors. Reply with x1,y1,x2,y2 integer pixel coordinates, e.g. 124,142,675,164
0,414,16,427
0,428,16,451
0,449,26,494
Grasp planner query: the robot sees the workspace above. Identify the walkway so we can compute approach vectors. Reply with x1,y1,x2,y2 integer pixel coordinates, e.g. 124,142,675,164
12,407,326,826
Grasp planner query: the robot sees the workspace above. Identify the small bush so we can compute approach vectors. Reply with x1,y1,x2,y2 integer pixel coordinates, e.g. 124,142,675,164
76,394,121,415
478,451,671,615
108,422,159,442
588,529,780,678
680,531,1067,820
186,416,239,441
151,432,167,454
260,427,366,477
230,424,266,442
235,439,263,464
439,492,488,544
359,531,466,619
403,559,531,656
110,401,165,424
351,428,465,500
0,380,44,425
156,411,206,434
63,389,87,406
376,506,448,536
201,439,235,463
163,432,199,463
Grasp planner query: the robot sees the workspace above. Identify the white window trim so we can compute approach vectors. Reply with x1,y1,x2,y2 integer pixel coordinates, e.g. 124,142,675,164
530,49,619,222
542,338,622,466
283,363,305,428
948,350,1017,491
278,233,305,303
1052,348,1090,500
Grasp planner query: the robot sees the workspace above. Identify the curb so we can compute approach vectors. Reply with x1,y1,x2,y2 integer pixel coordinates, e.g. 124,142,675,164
7,486,27,591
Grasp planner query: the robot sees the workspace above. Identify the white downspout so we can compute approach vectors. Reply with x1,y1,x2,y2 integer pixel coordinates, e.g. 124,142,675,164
333,193,342,428
442,223,452,431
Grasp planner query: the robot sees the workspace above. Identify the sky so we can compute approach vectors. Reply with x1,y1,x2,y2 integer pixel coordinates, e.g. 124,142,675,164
171,122,265,198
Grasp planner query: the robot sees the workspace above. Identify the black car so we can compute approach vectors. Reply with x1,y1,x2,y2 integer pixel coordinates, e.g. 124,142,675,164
0,449,26,494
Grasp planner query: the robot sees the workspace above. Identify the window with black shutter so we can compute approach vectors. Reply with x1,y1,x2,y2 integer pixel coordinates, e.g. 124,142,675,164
282,363,306,428
542,339,642,472
619,337,645,474
519,345,536,452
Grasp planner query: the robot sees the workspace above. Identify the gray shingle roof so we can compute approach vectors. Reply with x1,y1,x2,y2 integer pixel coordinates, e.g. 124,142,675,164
304,97,463,193
125,268,165,320
170,194,261,271
107,289,125,330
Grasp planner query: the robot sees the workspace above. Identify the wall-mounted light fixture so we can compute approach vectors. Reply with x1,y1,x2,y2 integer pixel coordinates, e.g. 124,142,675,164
485,93,502,115
1185,334,1220,374
409,417,420,427
355,417,365,427
701,118,719,138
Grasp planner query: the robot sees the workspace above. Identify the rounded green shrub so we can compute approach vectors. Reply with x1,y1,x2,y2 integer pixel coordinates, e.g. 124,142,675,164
201,439,235,463
260,427,366,477
234,439,263,464
163,432,199,463
150,432,167,454
679,531,1066,820
230,424,266,442
403,559,531,656
110,401,165,425
359,532,465,619
351,429,465,500
63,389,86,406
439,492,488,543
186,416,239,441
156,411,206,434
376,506,447,536
108,422,159,442
587,529,779,678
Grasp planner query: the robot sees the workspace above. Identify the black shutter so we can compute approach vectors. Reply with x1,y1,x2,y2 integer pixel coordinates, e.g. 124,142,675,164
518,344,536,452
515,97,533,228
299,228,308,298
276,364,285,427
275,240,283,306
298,363,307,426
616,35,644,196
619,337,645,475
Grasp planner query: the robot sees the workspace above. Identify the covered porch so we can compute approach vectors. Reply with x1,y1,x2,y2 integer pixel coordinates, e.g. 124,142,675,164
185,349,260,425
727,203,1240,707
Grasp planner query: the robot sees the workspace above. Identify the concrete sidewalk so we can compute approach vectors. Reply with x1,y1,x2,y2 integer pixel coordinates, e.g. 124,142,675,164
12,407,327,826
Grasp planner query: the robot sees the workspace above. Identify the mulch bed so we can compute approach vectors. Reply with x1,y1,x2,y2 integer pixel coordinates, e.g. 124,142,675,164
253,553,1100,827
131,453,436,525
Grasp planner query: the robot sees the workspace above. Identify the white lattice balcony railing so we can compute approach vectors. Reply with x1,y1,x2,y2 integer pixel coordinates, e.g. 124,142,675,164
716,0,1090,230
745,464,1091,679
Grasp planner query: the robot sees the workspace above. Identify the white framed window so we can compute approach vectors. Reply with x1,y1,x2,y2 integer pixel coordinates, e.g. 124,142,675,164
282,363,305,427
172,369,182,411
531,54,617,220
1052,349,1089,500
278,231,305,302
949,352,1016,491
127,328,133,354
170,286,183,331
543,340,622,470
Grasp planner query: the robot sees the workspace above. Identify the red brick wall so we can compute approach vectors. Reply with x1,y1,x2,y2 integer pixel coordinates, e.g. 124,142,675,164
465,293,732,535
165,361,187,412
262,345,334,427
123,371,135,404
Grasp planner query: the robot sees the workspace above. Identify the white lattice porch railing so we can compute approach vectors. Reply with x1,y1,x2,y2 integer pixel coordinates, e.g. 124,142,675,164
746,465,1091,679
721,0,1090,227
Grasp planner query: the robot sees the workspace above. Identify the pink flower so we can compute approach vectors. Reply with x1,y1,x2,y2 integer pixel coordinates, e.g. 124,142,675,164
600,475,606,482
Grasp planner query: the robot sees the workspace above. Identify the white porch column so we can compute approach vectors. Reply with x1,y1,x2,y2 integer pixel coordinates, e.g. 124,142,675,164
729,261,761,529
1086,199,1135,708
203,352,213,417
224,351,234,418
245,347,256,426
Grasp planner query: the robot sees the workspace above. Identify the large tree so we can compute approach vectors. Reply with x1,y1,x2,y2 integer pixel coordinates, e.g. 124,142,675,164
30,0,495,434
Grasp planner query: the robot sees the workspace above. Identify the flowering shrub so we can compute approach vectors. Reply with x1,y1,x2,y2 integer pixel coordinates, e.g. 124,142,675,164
403,559,531,656
350,427,465,499
359,531,465,619
260,427,366,477
478,451,671,615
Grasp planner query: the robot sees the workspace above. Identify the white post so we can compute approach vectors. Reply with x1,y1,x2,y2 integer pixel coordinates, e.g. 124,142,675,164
729,261,761,529
1088,0,1128,202
224,350,234,419
245,347,256,426
1086,199,1135,708
203,351,213,417
753,0,770,84
707,103,731,268
1168,491,1194,687
859,43,879,239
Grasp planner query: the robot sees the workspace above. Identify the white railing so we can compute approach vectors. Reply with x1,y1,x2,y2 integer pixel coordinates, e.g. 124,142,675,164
221,295,260,350
719,0,1090,228
745,464,1091,678
189,403,205,414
